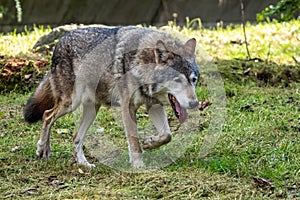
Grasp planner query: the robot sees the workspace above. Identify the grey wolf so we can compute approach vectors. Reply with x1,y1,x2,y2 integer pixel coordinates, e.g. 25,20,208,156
24,26,200,168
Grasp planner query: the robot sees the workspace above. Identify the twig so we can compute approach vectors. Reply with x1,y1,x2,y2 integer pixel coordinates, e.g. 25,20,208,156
266,42,271,63
292,56,299,64
240,0,251,59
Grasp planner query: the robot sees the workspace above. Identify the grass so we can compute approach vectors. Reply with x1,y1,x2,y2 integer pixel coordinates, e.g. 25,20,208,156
0,26,52,59
0,21,300,199
191,20,300,65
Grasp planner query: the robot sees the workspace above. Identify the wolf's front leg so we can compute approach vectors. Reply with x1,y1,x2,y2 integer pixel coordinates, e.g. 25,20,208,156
142,104,172,150
73,103,100,168
122,104,144,168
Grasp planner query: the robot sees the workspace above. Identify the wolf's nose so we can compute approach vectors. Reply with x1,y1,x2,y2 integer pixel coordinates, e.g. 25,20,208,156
189,100,199,109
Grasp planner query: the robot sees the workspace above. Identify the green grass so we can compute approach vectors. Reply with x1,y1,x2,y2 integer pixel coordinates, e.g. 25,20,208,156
0,21,299,199
191,20,300,65
0,26,51,59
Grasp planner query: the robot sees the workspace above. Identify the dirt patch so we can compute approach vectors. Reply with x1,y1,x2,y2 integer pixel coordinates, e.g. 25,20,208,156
0,57,299,94
0,57,49,94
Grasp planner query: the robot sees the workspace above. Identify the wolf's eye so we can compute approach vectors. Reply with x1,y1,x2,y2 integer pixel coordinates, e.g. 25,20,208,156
191,77,197,83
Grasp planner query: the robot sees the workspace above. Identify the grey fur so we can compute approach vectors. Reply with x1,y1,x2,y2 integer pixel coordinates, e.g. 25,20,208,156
24,26,200,168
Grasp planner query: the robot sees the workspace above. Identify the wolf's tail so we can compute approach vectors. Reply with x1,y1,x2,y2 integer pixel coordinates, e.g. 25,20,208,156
24,73,55,123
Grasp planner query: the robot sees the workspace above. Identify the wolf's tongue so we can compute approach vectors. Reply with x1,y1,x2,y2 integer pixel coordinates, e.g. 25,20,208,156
179,107,188,124
169,94,188,124
174,95,188,124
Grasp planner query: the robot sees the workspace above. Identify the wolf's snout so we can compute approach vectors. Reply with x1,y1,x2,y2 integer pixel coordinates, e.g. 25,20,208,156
189,100,199,109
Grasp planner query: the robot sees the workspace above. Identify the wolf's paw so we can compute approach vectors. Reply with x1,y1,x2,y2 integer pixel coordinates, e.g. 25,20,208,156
76,152,95,168
130,152,144,168
36,141,51,159
131,159,144,168
142,134,171,151
142,135,160,151
78,160,96,168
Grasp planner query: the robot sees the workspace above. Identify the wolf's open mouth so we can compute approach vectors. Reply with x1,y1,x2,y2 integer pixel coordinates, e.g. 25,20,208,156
168,94,188,124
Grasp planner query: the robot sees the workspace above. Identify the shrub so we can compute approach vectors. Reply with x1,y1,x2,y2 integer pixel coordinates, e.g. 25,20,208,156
257,0,300,22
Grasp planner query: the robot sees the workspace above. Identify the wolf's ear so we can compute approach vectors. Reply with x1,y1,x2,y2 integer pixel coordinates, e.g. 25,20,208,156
155,40,174,63
184,38,196,55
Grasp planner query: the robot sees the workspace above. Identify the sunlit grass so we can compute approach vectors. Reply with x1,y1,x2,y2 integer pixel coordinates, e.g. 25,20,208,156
175,20,300,65
0,25,51,58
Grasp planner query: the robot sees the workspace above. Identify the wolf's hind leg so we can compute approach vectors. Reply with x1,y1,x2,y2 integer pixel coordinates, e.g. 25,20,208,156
36,107,56,159
142,104,172,151
36,100,75,159
73,102,100,168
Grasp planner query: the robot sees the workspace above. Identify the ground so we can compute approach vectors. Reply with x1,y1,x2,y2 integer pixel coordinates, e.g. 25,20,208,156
0,20,299,199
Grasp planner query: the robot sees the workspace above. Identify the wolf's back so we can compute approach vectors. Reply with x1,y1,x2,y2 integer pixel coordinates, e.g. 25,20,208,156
24,26,172,123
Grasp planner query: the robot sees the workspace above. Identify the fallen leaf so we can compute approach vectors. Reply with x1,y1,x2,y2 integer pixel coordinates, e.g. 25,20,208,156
47,175,63,185
56,129,70,134
23,188,37,195
198,101,212,111
24,74,32,80
78,168,84,174
11,146,20,152
253,176,274,190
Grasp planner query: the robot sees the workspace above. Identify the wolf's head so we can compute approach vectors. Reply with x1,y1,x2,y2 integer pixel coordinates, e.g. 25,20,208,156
135,38,200,123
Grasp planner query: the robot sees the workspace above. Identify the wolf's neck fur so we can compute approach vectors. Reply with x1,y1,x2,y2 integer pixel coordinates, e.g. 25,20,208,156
120,48,157,73
135,48,157,65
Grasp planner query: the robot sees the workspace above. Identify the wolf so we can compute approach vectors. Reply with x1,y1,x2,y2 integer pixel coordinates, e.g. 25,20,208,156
24,26,200,168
